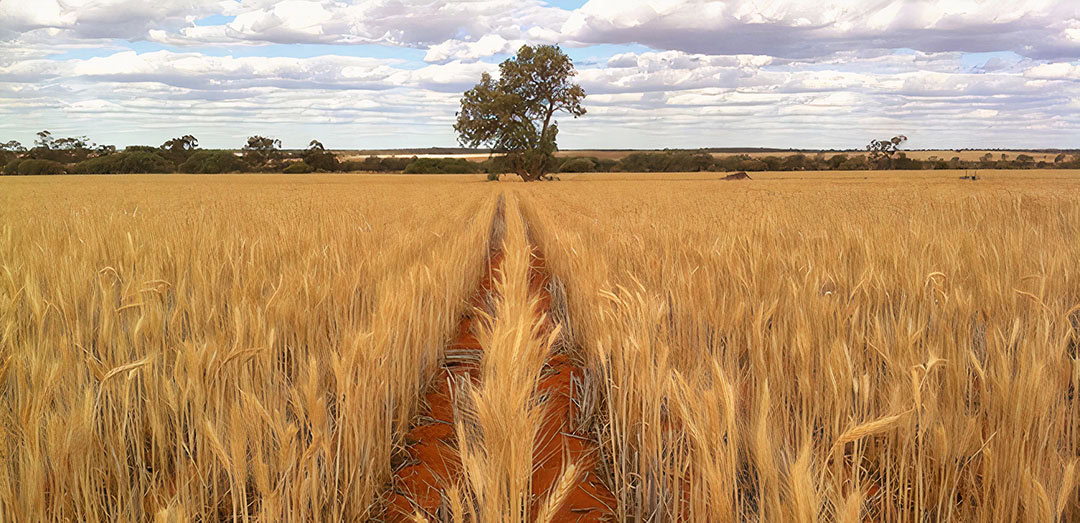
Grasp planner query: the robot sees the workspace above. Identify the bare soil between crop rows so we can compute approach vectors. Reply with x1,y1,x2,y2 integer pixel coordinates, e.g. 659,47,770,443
385,211,614,521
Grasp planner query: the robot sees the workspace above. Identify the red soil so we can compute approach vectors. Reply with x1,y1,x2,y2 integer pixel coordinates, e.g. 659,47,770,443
386,250,501,519
385,240,615,521
526,246,616,521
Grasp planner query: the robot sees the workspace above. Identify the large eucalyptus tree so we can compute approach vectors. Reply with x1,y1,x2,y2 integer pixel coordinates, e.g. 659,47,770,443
455,45,586,181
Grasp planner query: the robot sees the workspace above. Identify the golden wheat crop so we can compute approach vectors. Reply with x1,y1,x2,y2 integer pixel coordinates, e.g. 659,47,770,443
3,171,1078,522
0,174,497,521
521,173,1080,521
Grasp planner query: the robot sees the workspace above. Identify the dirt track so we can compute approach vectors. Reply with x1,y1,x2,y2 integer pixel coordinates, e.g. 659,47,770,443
386,202,614,521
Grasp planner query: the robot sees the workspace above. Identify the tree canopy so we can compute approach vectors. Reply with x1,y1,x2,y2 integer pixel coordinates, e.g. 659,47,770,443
454,44,585,181
866,135,908,168
161,135,199,163
242,136,283,171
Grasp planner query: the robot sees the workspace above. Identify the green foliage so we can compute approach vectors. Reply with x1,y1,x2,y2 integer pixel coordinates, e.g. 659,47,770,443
160,135,199,164
595,158,617,172
615,151,717,172
455,45,585,181
339,156,412,172
403,158,482,174
892,155,924,170
178,151,246,174
376,157,411,172
866,135,909,168
29,130,98,164
558,157,599,173
302,141,338,171
3,159,23,175
781,153,818,171
72,151,176,174
737,158,769,171
0,140,24,153
487,172,501,181
242,136,283,171
125,146,159,153
282,162,314,174
838,156,870,170
95,144,117,156
555,156,616,173
337,160,361,172
12,159,66,175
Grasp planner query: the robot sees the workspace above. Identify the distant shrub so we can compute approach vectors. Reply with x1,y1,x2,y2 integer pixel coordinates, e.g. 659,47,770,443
736,159,768,171
838,156,870,170
338,160,364,172
558,157,598,173
282,161,314,174
302,151,338,172
73,152,175,174
615,151,716,172
178,151,246,174
124,145,160,154
14,159,66,175
403,158,481,174
3,159,23,175
338,156,413,172
892,156,925,170
382,157,413,172
595,158,617,172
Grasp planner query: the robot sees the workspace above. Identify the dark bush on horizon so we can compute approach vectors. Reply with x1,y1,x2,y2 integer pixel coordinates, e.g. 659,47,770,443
302,141,338,171
380,157,413,172
615,151,717,172
338,156,414,172
124,145,160,154
3,159,22,175
178,151,247,174
403,157,482,174
5,159,67,175
558,157,598,173
72,151,176,174
555,156,616,173
282,161,314,174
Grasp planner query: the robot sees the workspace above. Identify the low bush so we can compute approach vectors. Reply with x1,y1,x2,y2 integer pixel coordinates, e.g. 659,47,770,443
73,151,175,174
124,145,160,154
3,159,23,175
302,151,338,171
282,161,314,174
178,151,247,174
403,157,482,174
558,157,598,173
14,159,66,175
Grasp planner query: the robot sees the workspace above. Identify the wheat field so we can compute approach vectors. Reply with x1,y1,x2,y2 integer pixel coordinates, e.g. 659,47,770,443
2,172,1078,521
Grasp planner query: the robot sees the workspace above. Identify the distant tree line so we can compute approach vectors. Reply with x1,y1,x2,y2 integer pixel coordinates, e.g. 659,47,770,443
4,130,1079,175
0,131,474,175
548,149,1080,174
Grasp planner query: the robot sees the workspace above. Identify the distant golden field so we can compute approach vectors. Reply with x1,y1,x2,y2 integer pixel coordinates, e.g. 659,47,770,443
2,171,1078,521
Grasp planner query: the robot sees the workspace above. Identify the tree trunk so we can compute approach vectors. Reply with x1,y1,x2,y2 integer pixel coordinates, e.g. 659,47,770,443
520,169,544,182
521,154,549,181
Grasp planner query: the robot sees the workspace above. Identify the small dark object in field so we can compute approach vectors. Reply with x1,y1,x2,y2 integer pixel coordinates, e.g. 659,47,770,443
723,171,751,180
960,174,979,181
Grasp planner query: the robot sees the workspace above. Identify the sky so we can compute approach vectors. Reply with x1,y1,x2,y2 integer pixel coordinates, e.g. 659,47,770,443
1,0,1079,150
